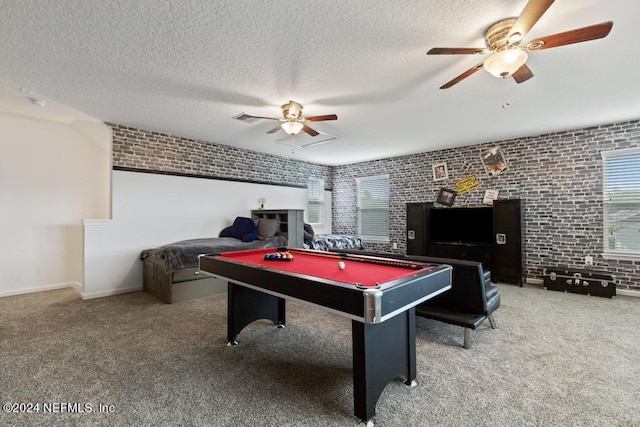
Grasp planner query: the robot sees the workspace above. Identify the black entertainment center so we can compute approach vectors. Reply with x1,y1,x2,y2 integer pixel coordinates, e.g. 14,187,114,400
406,200,524,286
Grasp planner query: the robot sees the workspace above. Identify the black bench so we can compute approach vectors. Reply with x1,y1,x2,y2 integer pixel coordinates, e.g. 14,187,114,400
406,256,500,349
329,249,501,349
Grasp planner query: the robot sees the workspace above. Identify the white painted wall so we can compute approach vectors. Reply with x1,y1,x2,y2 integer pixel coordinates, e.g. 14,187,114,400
0,112,111,297
82,170,332,298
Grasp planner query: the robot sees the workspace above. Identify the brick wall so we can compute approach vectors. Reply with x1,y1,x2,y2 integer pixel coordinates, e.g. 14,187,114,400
332,119,640,291
109,120,640,291
110,123,332,188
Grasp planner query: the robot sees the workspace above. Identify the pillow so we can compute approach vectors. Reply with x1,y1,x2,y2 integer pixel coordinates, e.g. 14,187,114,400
303,223,315,244
219,217,257,242
256,218,281,240
219,225,233,238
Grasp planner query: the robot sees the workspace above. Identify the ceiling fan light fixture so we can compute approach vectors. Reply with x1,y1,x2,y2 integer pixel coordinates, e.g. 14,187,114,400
281,121,304,135
484,49,528,78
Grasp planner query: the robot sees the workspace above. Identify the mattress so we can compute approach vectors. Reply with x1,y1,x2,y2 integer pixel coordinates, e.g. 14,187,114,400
140,235,288,274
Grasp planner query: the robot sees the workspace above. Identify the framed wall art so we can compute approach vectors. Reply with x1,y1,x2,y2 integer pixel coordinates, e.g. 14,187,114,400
432,162,449,181
480,146,508,177
436,187,457,206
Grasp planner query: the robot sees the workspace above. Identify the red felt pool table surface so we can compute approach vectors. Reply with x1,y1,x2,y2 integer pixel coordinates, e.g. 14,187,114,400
217,248,430,288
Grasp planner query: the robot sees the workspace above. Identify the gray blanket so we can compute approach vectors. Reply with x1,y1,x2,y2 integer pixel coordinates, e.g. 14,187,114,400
304,234,364,252
140,235,287,274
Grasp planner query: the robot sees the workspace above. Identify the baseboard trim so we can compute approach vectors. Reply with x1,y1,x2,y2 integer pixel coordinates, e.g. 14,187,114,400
80,286,142,300
0,282,82,298
68,281,83,292
617,288,640,298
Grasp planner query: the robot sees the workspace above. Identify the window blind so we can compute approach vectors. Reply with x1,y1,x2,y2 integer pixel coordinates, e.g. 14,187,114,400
307,177,325,224
356,175,390,241
602,147,640,258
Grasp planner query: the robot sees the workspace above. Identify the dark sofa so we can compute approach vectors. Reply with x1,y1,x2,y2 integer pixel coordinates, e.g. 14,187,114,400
406,255,500,349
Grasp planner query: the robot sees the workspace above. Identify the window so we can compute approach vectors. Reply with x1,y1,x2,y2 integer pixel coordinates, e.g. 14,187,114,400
307,177,325,225
356,175,390,241
602,147,640,259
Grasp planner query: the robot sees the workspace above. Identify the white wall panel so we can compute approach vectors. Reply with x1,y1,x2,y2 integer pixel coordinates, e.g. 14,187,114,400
82,170,332,298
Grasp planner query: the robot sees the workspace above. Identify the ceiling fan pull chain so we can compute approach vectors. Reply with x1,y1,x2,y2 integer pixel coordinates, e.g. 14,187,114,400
501,77,511,109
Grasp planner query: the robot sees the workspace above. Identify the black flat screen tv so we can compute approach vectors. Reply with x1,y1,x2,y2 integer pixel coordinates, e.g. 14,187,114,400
429,207,493,245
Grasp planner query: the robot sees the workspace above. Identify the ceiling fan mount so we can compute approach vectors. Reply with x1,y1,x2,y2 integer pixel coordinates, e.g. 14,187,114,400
485,18,519,51
427,0,613,89
233,100,337,138
281,100,303,120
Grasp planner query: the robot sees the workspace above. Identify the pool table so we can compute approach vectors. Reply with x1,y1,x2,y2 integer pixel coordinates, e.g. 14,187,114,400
199,247,452,425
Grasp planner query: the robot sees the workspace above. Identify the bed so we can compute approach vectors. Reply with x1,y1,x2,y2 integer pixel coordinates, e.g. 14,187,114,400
140,217,287,303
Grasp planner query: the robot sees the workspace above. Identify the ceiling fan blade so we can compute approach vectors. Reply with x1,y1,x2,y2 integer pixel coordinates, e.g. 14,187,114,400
439,63,484,89
306,114,338,122
512,64,534,83
301,124,319,137
509,0,555,42
427,47,487,55
526,21,613,50
233,113,281,123
266,124,283,134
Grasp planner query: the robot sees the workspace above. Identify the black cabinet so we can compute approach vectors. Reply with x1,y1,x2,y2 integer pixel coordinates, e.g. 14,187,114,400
406,202,432,255
493,199,525,286
405,200,524,286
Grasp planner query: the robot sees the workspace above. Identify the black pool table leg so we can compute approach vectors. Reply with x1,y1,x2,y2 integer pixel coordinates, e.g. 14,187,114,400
351,308,417,424
227,282,286,345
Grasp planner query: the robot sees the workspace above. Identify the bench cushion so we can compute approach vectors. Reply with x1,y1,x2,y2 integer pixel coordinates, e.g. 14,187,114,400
415,305,486,329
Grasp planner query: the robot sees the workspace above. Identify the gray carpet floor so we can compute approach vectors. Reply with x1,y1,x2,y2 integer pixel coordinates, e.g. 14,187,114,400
1,283,639,426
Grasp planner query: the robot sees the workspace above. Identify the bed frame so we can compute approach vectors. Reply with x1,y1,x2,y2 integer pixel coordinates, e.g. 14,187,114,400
142,212,302,304
143,256,228,304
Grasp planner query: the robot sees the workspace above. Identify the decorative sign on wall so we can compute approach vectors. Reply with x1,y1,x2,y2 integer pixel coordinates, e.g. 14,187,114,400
432,162,449,181
455,175,480,195
483,189,499,205
480,146,508,176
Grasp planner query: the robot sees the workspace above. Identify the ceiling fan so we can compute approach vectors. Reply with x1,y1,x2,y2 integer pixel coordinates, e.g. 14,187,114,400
427,0,613,89
233,100,337,136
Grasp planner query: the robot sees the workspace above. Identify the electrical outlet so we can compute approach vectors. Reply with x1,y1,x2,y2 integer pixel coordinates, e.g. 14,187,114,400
585,256,593,266
392,243,398,249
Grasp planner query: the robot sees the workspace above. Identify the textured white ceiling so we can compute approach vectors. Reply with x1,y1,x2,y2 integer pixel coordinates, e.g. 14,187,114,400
1,0,638,166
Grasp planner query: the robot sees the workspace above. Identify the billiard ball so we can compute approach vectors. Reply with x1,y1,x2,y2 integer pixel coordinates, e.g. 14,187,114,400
338,261,346,270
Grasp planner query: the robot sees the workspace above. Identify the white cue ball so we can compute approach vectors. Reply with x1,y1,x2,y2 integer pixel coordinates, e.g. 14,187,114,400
338,261,346,270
